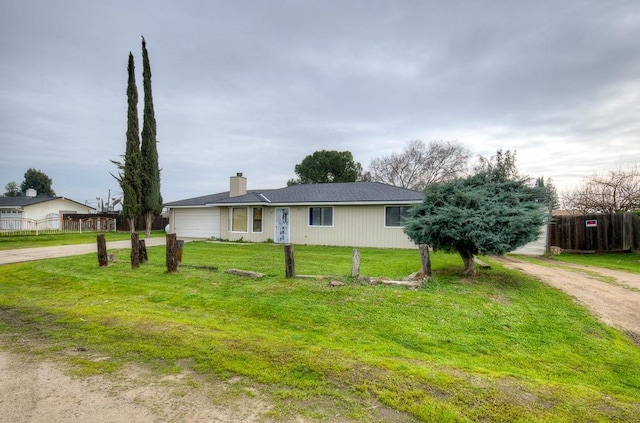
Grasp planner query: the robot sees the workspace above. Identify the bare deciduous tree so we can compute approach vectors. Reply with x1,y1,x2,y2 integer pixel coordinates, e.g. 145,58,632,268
368,140,470,191
563,163,640,213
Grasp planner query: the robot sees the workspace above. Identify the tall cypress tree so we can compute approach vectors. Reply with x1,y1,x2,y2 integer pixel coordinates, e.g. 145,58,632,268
140,36,163,238
112,52,142,233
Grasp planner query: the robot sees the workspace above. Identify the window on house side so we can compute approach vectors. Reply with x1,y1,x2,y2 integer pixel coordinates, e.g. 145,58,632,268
309,207,333,226
252,207,263,232
231,207,248,232
385,206,412,227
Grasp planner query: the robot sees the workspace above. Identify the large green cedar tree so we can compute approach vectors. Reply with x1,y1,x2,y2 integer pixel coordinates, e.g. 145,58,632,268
140,36,162,237
404,171,547,275
112,52,142,233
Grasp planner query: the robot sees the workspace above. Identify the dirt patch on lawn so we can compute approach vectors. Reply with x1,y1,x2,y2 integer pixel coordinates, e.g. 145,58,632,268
493,256,640,345
0,348,273,423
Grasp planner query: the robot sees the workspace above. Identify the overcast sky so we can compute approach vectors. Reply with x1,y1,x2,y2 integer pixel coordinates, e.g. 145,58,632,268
2,1,640,206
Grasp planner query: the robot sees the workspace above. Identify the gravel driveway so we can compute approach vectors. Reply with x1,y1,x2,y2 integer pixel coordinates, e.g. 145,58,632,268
493,255,640,345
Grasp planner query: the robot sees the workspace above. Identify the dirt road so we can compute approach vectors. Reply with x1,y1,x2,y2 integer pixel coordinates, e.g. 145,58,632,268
493,256,640,345
0,238,168,265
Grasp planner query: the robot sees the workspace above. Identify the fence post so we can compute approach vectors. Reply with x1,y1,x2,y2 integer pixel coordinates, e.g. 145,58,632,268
623,212,633,251
166,233,178,272
130,232,140,269
97,234,108,267
419,244,432,278
352,248,360,278
139,239,148,263
284,244,295,278
176,240,184,264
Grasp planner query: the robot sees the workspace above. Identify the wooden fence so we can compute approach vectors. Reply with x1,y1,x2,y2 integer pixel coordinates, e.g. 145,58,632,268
65,214,168,233
547,213,640,253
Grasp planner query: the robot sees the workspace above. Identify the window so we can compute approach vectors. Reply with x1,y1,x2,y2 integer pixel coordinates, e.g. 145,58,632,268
231,207,247,232
309,207,333,226
252,207,263,232
385,206,412,227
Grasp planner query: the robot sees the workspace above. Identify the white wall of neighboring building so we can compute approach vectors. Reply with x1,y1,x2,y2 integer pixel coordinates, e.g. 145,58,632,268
21,199,93,220
511,225,548,256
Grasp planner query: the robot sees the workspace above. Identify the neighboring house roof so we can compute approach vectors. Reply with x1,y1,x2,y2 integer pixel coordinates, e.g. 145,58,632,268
0,196,95,210
165,182,424,207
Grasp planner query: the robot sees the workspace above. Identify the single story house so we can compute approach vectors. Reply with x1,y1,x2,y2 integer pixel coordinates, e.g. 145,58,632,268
0,191,95,230
164,173,424,249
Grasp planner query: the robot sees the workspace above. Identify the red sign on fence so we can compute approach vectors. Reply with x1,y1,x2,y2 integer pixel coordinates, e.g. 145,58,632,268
585,219,598,228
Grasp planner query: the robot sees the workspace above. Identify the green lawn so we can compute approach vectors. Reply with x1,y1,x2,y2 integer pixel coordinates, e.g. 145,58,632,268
548,251,640,274
1,242,639,422
0,231,165,251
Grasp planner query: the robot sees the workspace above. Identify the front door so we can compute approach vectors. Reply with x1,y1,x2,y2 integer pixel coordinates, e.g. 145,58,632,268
274,207,290,244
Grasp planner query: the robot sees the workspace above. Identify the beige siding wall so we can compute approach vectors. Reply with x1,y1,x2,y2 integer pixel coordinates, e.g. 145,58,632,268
219,206,275,242
288,205,416,249
220,204,416,249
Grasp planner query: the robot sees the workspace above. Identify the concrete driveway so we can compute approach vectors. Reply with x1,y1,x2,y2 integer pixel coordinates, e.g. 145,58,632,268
0,237,168,265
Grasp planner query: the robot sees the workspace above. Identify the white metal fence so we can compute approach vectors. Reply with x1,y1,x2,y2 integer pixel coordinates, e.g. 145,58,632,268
0,217,117,235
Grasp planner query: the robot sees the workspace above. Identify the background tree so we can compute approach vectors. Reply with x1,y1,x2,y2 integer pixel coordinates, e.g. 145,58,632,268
474,148,519,182
112,52,142,233
535,176,560,212
368,139,470,190
140,36,163,238
404,151,546,276
3,182,19,197
20,168,56,196
287,150,363,185
562,163,640,213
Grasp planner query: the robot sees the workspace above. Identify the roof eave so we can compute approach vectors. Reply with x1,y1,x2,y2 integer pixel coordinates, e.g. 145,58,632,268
213,200,422,207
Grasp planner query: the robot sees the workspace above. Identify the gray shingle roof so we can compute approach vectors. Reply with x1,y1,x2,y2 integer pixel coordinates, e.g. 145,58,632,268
165,182,423,207
163,191,231,207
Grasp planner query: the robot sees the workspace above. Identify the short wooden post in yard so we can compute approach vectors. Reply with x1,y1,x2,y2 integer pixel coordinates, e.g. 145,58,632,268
166,233,178,272
284,244,296,278
139,239,148,263
176,240,184,264
97,234,108,267
419,244,432,278
352,248,360,278
130,232,140,269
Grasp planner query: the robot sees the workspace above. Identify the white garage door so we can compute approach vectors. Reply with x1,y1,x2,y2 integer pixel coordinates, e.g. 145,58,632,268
173,208,220,238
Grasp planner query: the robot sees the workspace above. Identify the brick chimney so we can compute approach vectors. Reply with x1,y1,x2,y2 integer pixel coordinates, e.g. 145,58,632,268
229,172,247,197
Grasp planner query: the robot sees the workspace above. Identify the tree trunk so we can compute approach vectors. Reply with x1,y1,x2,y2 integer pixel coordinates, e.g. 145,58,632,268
457,247,476,276
128,217,136,234
144,211,153,238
